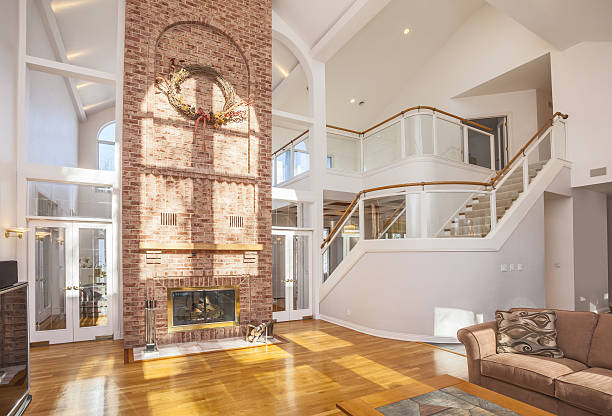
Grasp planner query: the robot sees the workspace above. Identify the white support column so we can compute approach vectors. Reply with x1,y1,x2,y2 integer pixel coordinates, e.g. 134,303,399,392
490,190,497,230
289,144,295,179
463,125,469,164
16,0,28,283
522,157,530,191
400,115,406,159
420,190,428,238
432,112,438,156
359,133,364,172
489,133,495,170
417,115,423,155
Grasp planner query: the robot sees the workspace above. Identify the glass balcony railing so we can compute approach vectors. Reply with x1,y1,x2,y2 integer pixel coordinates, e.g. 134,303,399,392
321,113,568,282
327,108,496,174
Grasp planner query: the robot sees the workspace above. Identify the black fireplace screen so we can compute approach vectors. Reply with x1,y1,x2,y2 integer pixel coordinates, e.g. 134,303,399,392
170,288,237,328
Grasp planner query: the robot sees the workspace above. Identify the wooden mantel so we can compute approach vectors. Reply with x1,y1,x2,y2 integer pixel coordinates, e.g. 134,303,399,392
139,242,264,251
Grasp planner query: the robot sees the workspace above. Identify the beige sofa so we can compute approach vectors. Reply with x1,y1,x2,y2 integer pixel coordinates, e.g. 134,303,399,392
457,309,612,416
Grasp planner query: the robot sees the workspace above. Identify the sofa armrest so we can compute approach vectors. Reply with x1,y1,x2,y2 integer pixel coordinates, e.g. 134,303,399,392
457,321,498,385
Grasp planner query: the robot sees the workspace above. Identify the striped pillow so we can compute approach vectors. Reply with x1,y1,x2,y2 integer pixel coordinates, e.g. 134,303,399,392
495,310,563,358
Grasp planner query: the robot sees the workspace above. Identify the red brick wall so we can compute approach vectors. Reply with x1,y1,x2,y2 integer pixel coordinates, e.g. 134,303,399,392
122,0,271,349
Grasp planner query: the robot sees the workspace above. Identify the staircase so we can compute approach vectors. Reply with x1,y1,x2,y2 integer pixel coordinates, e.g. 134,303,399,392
440,161,546,237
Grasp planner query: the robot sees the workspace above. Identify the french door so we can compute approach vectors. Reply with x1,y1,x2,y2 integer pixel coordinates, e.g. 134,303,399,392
272,230,312,321
28,221,113,344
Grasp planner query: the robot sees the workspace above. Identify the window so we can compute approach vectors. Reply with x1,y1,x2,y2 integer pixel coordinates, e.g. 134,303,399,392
97,122,116,171
327,156,333,168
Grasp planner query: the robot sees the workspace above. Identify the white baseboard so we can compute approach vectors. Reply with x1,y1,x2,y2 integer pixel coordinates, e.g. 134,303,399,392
318,314,460,344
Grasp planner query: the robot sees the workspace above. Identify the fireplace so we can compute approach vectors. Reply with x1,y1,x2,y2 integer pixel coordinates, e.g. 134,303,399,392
167,286,239,332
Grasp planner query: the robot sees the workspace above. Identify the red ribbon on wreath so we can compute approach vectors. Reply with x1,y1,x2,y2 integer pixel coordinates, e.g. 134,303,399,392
194,107,211,151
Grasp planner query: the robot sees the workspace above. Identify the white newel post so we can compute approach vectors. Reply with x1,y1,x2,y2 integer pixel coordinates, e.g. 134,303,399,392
522,157,530,191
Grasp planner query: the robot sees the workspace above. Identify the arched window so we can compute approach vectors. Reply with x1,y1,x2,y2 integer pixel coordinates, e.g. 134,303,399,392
97,122,115,171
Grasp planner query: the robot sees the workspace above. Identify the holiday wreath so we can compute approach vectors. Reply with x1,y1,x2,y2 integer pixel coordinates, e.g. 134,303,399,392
155,58,248,150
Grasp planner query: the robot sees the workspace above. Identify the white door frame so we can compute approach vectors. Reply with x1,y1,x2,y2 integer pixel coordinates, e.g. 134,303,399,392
27,219,114,344
28,220,74,344
272,229,313,322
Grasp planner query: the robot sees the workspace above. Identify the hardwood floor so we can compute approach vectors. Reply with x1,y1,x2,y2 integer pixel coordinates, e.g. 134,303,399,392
26,320,468,416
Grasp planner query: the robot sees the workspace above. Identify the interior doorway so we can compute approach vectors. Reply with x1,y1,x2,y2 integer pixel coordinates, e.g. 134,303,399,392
469,116,508,170
27,221,113,344
272,230,312,321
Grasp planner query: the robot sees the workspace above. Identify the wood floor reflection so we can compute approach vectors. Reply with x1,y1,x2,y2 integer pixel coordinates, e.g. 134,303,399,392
27,320,467,415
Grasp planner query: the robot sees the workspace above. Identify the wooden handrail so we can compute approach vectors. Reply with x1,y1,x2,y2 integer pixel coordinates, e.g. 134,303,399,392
489,112,568,187
274,106,492,158
272,129,309,157
326,105,493,136
320,180,490,249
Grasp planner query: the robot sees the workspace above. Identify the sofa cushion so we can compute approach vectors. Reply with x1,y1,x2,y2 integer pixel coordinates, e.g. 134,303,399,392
496,310,563,357
555,367,612,416
510,308,598,363
481,353,587,396
588,314,612,369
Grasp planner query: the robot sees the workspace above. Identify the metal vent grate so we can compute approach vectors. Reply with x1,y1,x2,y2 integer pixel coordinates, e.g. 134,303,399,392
229,215,244,228
161,212,177,226
590,167,607,177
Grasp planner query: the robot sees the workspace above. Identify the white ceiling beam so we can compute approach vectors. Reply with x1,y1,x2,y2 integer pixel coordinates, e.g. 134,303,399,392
272,109,314,127
25,55,116,85
311,0,393,62
36,0,87,121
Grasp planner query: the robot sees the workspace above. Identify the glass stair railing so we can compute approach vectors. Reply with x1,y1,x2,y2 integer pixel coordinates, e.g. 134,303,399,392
321,112,568,282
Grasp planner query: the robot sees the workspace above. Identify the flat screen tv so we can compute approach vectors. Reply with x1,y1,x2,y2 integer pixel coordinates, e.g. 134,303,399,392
0,262,31,415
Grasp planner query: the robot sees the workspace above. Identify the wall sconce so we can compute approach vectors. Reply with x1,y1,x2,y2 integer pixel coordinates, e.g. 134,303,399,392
4,227,30,239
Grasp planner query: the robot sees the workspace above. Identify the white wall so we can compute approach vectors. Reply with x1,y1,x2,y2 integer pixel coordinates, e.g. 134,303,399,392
320,196,546,340
78,106,115,169
544,194,575,310
572,188,608,312
0,0,18,260
551,41,612,187
371,4,553,156
25,1,78,168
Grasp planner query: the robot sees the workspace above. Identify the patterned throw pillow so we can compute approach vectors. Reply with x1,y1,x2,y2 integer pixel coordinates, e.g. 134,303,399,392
495,310,564,358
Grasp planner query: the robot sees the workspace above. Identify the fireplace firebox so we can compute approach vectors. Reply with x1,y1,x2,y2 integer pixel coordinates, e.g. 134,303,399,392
167,286,239,332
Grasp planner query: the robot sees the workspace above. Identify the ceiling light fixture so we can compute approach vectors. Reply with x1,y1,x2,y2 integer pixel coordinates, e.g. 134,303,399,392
275,63,289,78
403,28,410,35
349,98,356,104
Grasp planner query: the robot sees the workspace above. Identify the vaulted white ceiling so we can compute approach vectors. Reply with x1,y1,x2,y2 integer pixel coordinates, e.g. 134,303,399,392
324,0,485,129
486,0,612,50
272,0,356,49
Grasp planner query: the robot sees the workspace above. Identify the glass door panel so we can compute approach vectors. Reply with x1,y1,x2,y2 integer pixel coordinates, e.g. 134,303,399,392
292,234,310,312
78,228,109,328
73,224,112,341
34,227,67,331
272,234,287,316
29,223,74,344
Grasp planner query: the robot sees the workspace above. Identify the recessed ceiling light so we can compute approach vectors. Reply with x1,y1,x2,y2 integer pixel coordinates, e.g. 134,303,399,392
403,28,410,35
349,98,356,104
